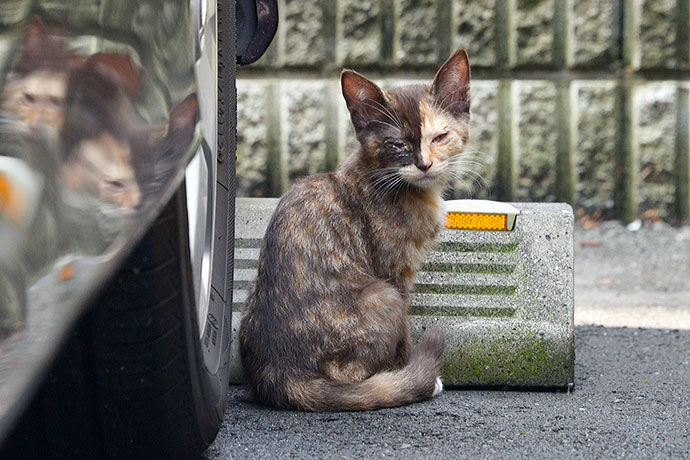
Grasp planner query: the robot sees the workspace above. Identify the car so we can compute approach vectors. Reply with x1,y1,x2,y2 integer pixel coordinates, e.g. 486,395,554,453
0,1,277,458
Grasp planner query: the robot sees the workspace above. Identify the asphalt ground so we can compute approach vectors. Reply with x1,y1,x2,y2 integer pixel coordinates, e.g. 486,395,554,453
206,222,690,459
575,221,690,328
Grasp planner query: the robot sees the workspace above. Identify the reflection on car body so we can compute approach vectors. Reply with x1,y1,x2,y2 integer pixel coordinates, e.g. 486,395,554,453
0,15,200,333
0,1,206,443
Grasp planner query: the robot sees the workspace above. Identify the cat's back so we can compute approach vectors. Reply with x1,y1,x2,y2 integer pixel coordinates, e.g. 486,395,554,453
261,171,365,253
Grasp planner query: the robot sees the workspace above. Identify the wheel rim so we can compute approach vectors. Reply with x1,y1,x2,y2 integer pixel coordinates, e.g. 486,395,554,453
186,140,216,339
187,0,219,341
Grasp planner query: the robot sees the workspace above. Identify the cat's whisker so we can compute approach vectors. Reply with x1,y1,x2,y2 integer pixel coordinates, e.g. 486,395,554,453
369,119,400,131
448,169,491,197
367,98,404,130
362,102,402,131
435,84,470,112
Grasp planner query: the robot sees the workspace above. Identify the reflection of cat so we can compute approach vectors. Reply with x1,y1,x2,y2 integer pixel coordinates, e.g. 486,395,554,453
240,49,472,411
1,17,199,210
59,53,143,209
1,18,77,140
59,54,199,209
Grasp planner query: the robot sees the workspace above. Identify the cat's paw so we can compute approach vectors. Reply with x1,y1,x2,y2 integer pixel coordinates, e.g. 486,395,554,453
432,376,444,397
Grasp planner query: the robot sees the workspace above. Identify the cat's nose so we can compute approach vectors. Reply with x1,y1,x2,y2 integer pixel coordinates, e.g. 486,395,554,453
417,161,432,172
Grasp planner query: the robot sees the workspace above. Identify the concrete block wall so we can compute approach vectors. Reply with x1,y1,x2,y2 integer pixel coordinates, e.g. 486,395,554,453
237,0,690,222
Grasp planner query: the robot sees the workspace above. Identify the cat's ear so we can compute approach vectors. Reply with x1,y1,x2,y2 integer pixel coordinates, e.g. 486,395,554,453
24,17,46,48
430,48,470,118
341,70,388,131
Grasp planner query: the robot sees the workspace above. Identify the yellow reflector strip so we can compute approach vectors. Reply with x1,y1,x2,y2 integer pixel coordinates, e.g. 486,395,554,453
445,212,507,231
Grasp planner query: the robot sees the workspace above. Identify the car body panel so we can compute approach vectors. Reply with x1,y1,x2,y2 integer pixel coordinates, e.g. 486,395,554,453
0,0,216,442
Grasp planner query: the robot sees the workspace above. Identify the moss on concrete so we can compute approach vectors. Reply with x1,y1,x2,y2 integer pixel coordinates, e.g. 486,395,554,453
421,262,515,274
435,242,518,253
409,306,515,318
414,284,516,296
440,331,572,388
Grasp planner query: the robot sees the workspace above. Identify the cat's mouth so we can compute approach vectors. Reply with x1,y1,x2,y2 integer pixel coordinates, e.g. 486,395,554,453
398,164,445,189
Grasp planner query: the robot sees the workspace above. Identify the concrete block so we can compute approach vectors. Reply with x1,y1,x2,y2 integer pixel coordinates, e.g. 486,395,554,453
517,81,557,201
0,0,31,27
639,0,677,69
283,81,328,183
395,0,437,65
576,81,617,215
236,81,269,197
338,0,381,64
126,2,197,101
453,0,496,67
516,0,554,66
636,83,677,220
572,0,619,67
455,80,499,199
284,0,324,65
0,36,18,88
231,198,575,389
39,0,101,26
338,99,359,164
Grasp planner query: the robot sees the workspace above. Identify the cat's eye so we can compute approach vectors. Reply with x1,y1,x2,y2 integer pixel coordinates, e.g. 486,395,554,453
383,138,411,153
432,132,449,144
23,93,35,104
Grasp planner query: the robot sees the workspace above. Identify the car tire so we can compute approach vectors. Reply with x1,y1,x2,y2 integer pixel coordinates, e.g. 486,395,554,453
1,181,233,460
89,181,231,458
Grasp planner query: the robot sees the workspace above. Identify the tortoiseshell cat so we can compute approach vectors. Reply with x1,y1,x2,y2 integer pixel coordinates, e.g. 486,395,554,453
1,18,77,141
240,48,472,411
1,18,199,210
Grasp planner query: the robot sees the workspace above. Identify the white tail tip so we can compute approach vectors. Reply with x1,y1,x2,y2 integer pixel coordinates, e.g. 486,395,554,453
432,376,444,397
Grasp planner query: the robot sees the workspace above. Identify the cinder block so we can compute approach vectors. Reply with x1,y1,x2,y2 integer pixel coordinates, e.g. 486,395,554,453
231,198,575,389
453,0,496,67
0,36,18,87
338,100,359,163
338,0,381,64
576,81,617,215
236,81,269,197
639,0,677,69
517,81,557,201
284,0,324,65
97,1,137,29
0,0,32,27
572,0,619,67
455,80,499,199
516,0,554,66
637,83,677,219
124,2,197,101
39,0,101,25
283,81,328,183
395,0,437,65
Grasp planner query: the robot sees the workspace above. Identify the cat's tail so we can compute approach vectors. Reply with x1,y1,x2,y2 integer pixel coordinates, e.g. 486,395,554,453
287,328,446,411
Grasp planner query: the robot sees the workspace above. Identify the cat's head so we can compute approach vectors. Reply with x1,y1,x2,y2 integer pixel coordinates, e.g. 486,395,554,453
1,17,77,137
341,48,470,190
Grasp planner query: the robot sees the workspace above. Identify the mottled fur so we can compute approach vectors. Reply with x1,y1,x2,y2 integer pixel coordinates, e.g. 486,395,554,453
240,49,472,411
0,18,198,210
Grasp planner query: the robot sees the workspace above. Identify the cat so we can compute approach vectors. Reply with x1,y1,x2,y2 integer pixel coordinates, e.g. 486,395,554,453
58,52,198,210
0,17,79,143
1,18,198,211
239,48,471,411
58,52,144,210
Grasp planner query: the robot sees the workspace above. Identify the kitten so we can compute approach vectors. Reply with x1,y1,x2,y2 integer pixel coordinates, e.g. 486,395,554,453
239,48,471,411
0,17,77,141
59,52,199,210
59,52,144,210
